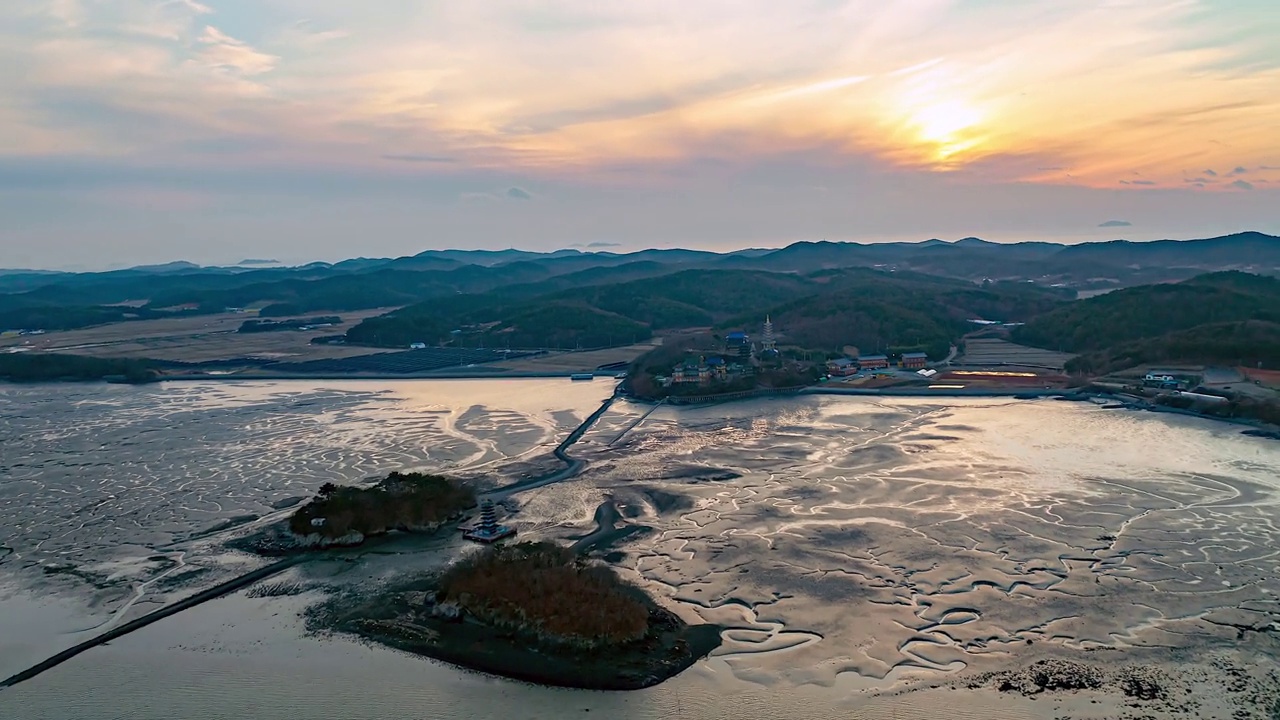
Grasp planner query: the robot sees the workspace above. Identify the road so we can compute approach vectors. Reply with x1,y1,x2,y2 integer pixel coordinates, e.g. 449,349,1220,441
1,558,302,690
484,387,619,500
940,344,958,366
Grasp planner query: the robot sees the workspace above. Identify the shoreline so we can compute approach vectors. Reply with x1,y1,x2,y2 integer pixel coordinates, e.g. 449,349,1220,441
8,373,1275,437
316,588,724,692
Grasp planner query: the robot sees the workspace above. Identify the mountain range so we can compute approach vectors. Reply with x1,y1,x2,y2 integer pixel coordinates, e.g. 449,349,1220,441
1,232,1276,338
4,231,1276,282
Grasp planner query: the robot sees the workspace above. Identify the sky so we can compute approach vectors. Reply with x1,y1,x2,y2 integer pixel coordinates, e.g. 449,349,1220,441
1,0,1278,269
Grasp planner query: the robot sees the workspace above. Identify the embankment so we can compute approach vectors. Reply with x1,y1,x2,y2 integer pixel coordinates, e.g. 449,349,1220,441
1,558,300,690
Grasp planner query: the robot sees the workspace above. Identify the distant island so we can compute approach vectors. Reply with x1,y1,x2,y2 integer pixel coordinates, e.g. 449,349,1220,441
288,472,477,547
314,541,722,690
0,353,159,384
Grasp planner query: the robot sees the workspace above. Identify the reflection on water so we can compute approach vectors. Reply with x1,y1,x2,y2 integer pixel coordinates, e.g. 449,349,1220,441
1,381,1278,720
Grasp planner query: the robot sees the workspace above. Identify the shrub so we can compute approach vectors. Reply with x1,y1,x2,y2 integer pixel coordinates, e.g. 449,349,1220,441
438,542,650,648
289,472,476,538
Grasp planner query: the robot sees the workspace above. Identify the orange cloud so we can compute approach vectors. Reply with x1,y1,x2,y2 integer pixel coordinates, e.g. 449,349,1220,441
0,0,1276,189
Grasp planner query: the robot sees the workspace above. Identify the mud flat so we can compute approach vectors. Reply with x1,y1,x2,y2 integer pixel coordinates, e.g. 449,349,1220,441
548,394,1280,716
3,381,1280,719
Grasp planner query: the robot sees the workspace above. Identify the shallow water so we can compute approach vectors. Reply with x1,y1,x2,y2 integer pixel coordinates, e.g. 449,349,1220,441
1,380,1278,719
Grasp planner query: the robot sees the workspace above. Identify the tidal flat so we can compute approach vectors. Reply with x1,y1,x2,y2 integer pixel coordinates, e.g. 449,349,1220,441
1,379,1278,719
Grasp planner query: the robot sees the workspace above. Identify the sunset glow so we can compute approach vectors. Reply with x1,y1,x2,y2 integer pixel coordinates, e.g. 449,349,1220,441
0,0,1277,266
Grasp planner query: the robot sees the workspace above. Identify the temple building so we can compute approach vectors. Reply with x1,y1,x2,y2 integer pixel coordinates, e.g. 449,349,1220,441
726,331,752,359
464,500,516,543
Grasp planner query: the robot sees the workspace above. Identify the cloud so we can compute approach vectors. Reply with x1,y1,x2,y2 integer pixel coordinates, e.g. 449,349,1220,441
1130,180,1157,186
277,20,350,48
196,26,278,76
586,241,621,248
4,0,1280,268
1230,179,1255,190
1204,169,1218,176
381,154,456,163
506,186,533,200
117,0,214,40
1,0,1278,188
1261,165,1280,171
1097,220,1131,227
1229,166,1248,175
1184,177,1215,184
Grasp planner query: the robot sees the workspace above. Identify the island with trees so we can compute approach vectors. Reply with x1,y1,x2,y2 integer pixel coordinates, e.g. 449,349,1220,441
313,541,723,690
287,472,478,547
0,353,160,383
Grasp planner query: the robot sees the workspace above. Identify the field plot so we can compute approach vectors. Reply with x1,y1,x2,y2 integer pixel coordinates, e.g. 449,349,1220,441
265,348,540,375
956,337,1076,370
1244,367,1280,389
489,344,655,374
937,370,1071,389
0,309,397,363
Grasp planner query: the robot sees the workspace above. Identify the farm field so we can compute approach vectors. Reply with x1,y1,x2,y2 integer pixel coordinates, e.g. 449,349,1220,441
263,348,541,376
0,309,397,363
487,343,656,374
955,337,1076,370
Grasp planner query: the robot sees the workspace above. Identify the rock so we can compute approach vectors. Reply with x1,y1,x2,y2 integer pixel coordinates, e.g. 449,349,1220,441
1117,666,1167,701
288,530,366,548
433,601,463,621
401,591,433,606
992,659,1104,695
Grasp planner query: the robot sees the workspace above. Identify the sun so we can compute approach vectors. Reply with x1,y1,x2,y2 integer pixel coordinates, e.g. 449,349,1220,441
911,101,981,142
904,100,986,163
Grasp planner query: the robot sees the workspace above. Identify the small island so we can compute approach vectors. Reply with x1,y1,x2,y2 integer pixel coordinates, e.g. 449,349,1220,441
288,472,477,547
0,353,160,384
315,541,722,690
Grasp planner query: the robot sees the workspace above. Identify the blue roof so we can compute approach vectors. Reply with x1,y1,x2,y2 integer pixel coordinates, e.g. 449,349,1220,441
858,354,888,361
706,357,726,365
727,331,747,338
902,352,928,359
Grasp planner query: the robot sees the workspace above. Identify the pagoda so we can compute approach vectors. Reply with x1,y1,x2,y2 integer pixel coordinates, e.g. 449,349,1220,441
463,499,516,543
761,316,776,351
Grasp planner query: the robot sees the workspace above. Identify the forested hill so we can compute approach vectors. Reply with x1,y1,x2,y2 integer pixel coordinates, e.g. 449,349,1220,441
344,270,819,349
2,232,1274,335
1011,271,1280,372
345,268,1070,354
718,274,1067,360
1012,272,1280,352
1063,321,1280,375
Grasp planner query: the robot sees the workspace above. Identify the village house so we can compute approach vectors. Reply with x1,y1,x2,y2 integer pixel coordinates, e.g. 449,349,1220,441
826,358,858,377
705,356,728,380
673,361,711,385
900,352,928,370
857,354,890,370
